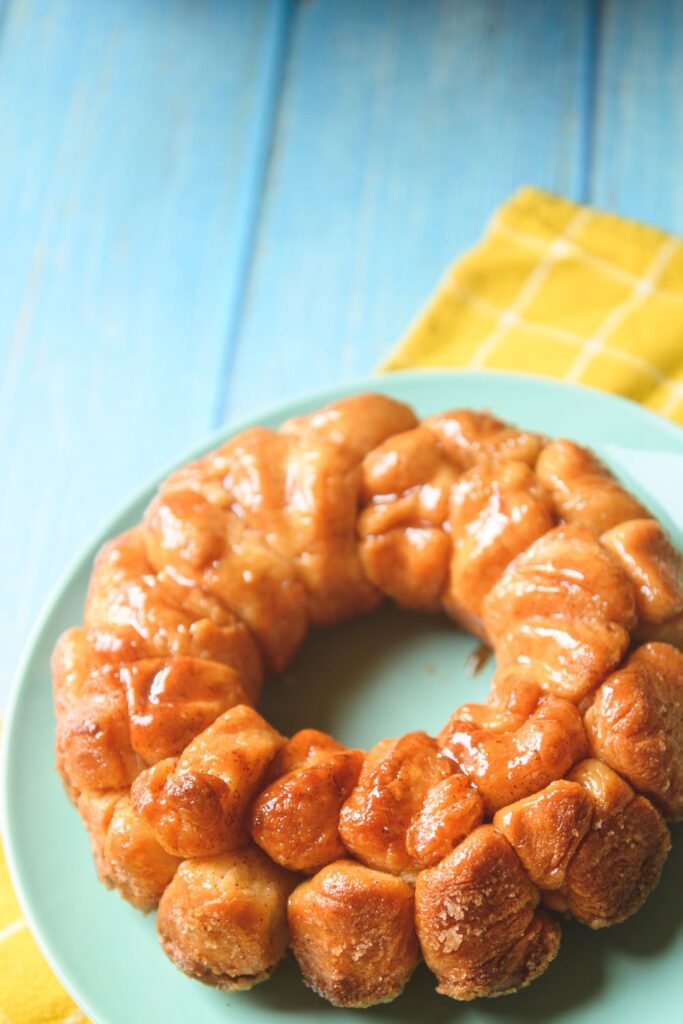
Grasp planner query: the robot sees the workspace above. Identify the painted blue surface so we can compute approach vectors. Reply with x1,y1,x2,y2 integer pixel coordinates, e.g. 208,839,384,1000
0,0,681,703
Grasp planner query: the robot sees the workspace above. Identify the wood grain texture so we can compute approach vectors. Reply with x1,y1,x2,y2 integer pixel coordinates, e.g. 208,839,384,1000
0,0,288,698
590,0,683,231
223,0,595,421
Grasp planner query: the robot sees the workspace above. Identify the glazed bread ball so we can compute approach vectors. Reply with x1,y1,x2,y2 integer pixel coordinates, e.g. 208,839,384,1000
77,790,180,911
54,629,142,795
131,705,283,858
281,392,418,460
484,524,637,703
288,860,419,1007
339,731,452,877
157,845,296,989
405,773,484,869
445,460,555,635
584,643,683,819
602,519,683,648
536,438,650,532
555,759,671,927
439,693,588,814
423,409,544,468
358,425,460,612
493,780,593,891
83,527,263,694
250,729,364,872
415,826,561,999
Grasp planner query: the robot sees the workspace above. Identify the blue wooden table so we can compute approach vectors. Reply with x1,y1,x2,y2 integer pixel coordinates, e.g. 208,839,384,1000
1,0,681,706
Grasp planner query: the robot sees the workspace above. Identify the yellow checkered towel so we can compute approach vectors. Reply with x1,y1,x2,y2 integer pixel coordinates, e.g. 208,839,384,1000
2,186,683,1024
385,187,683,424
0,844,87,1024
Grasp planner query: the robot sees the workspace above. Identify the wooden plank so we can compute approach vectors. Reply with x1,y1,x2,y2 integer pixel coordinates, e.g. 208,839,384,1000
590,0,683,232
224,0,596,420
0,0,290,699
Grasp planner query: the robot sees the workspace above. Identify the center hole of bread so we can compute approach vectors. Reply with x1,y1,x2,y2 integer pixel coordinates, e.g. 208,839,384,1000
261,604,492,748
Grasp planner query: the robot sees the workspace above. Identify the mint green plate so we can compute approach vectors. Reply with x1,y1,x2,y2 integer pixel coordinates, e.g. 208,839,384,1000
3,371,683,1023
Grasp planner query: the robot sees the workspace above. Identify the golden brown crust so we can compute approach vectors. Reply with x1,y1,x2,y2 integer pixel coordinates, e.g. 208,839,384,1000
266,727,347,777
584,643,683,819
357,410,547,617
484,524,637,702
537,438,650,532
486,523,637,633
221,428,380,626
405,773,485,869
157,846,297,990
602,518,683,648
445,461,555,633
561,759,671,927
281,392,418,460
119,656,252,764
439,693,588,815
83,528,263,696
339,732,452,877
131,705,284,857
288,860,419,1007
77,791,180,911
424,410,545,468
54,625,258,797
143,415,390,668
76,789,120,885
53,629,143,796
358,426,458,611
144,483,310,673
415,826,561,999
493,780,593,889
250,731,364,873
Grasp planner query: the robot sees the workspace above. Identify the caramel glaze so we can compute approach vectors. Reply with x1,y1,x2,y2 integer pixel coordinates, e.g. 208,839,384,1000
52,394,682,1006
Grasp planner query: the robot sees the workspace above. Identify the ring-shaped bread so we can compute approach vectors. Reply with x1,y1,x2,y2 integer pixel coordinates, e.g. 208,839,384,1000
52,393,680,1007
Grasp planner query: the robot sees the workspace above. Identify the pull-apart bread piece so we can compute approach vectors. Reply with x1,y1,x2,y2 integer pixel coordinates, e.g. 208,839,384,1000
339,731,455,878
484,524,637,704
444,460,555,637
493,780,593,892
83,527,263,697
424,409,545,468
415,826,561,1000
131,705,284,858
439,687,588,814
157,845,297,990
53,627,252,797
288,860,419,1007
584,642,683,819
142,394,415,673
53,628,143,795
357,410,546,618
358,425,461,611
250,729,364,873
494,763,670,928
602,518,683,648
77,790,180,912
544,760,671,927
143,466,310,672
280,391,418,461
405,772,485,870
537,438,650,532
338,730,485,877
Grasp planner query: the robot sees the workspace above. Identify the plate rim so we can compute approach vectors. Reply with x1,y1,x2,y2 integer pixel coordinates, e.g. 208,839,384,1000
2,367,683,1021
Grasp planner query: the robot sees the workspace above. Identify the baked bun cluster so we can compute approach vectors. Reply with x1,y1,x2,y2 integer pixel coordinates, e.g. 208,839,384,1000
52,393,683,1006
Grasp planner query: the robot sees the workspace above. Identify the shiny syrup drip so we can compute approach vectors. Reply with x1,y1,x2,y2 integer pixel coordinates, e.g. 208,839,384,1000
466,644,491,676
